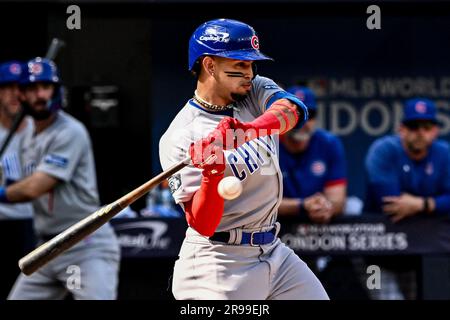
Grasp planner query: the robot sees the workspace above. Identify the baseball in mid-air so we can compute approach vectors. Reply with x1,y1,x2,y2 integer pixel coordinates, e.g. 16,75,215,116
218,176,243,200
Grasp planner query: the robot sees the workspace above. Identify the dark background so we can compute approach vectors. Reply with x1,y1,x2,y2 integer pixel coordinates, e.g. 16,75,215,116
1,0,450,300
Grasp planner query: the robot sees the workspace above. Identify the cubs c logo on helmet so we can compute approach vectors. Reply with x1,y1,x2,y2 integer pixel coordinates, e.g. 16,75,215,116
30,63,43,76
251,35,260,49
9,63,21,75
415,101,427,114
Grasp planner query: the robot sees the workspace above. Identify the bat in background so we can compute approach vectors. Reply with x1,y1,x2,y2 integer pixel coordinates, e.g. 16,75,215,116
18,156,191,276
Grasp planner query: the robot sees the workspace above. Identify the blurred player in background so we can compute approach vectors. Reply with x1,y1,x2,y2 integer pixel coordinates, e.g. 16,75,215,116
0,61,33,219
2,57,120,300
160,18,329,300
364,97,450,299
0,60,35,300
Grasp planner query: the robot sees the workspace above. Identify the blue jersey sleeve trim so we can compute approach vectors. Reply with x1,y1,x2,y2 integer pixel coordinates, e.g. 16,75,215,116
266,91,309,127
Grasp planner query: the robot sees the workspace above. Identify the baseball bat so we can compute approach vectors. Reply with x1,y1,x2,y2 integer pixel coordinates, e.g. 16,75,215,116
18,156,191,276
0,38,65,159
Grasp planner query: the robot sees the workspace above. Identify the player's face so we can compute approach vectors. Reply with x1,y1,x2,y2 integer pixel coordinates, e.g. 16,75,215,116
212,57,254,102
399,121,438,154
0,83,22,117
283,118,317,152
22,82,55,120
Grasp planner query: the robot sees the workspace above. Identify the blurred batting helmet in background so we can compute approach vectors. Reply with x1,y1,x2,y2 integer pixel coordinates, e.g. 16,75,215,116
0,61,23,85
188,18,273,72
286,86,316,111
286,86,317,131
22,57,60,84
21,57,63,117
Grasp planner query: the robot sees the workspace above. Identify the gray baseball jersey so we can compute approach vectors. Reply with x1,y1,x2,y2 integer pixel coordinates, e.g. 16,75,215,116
21,111,102,235
0,118,34,219
9,110,120,300
160,76,283,231
160,76,328,300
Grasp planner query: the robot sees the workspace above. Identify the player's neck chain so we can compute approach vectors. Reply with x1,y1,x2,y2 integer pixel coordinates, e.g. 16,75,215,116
193,90,234,111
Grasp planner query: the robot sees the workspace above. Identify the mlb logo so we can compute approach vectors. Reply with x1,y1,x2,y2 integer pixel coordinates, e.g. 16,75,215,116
9,63,21,75
30,63,43,75
415,101,427,114
311,160,326,176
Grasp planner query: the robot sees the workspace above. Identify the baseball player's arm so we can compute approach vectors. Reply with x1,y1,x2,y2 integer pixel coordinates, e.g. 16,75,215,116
184,142,226,237
365,140,401,209
323,183,347,216
278,198,303,216
0,172,59,203
214,98,305,149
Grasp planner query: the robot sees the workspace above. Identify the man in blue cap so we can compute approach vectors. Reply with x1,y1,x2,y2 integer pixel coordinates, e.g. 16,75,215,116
364,98,450,300
278,85,347,222
365,98,450,220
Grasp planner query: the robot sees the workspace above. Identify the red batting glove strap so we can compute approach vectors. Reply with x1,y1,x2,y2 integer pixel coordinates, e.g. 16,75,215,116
184,174,225,237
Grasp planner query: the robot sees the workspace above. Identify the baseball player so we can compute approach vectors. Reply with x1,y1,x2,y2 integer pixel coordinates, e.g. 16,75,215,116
0,61,33,219
3,58,120,300
159,18,329,300
278,85,347,222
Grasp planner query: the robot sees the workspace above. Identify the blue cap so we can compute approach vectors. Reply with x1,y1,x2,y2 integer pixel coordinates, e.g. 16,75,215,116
403,98,437,123
188,19,273,71
0,61,23,85
286,85,316,111
21,57,60,85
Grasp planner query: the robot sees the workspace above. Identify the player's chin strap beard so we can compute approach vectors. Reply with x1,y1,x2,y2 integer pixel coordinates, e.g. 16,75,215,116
193,90,234,112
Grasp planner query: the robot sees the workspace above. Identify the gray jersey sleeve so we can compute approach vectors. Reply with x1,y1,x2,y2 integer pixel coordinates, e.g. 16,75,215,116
242,76,285,117
36,124,87,182
160,111,209,205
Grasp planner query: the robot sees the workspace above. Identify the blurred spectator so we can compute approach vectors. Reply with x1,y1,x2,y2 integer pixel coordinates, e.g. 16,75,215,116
278,85,368,299
364,97,450,299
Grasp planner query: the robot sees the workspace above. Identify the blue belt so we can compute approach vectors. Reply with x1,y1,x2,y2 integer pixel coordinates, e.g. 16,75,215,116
210,227,276,246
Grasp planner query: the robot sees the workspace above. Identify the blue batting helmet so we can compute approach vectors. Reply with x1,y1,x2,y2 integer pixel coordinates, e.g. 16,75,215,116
188,18,273,71
21,57,60,85
0,61,23,85
21,57,63,116
286,86,316,111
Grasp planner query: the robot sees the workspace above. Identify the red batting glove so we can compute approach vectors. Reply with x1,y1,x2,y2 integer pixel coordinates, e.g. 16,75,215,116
189,138,225,177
